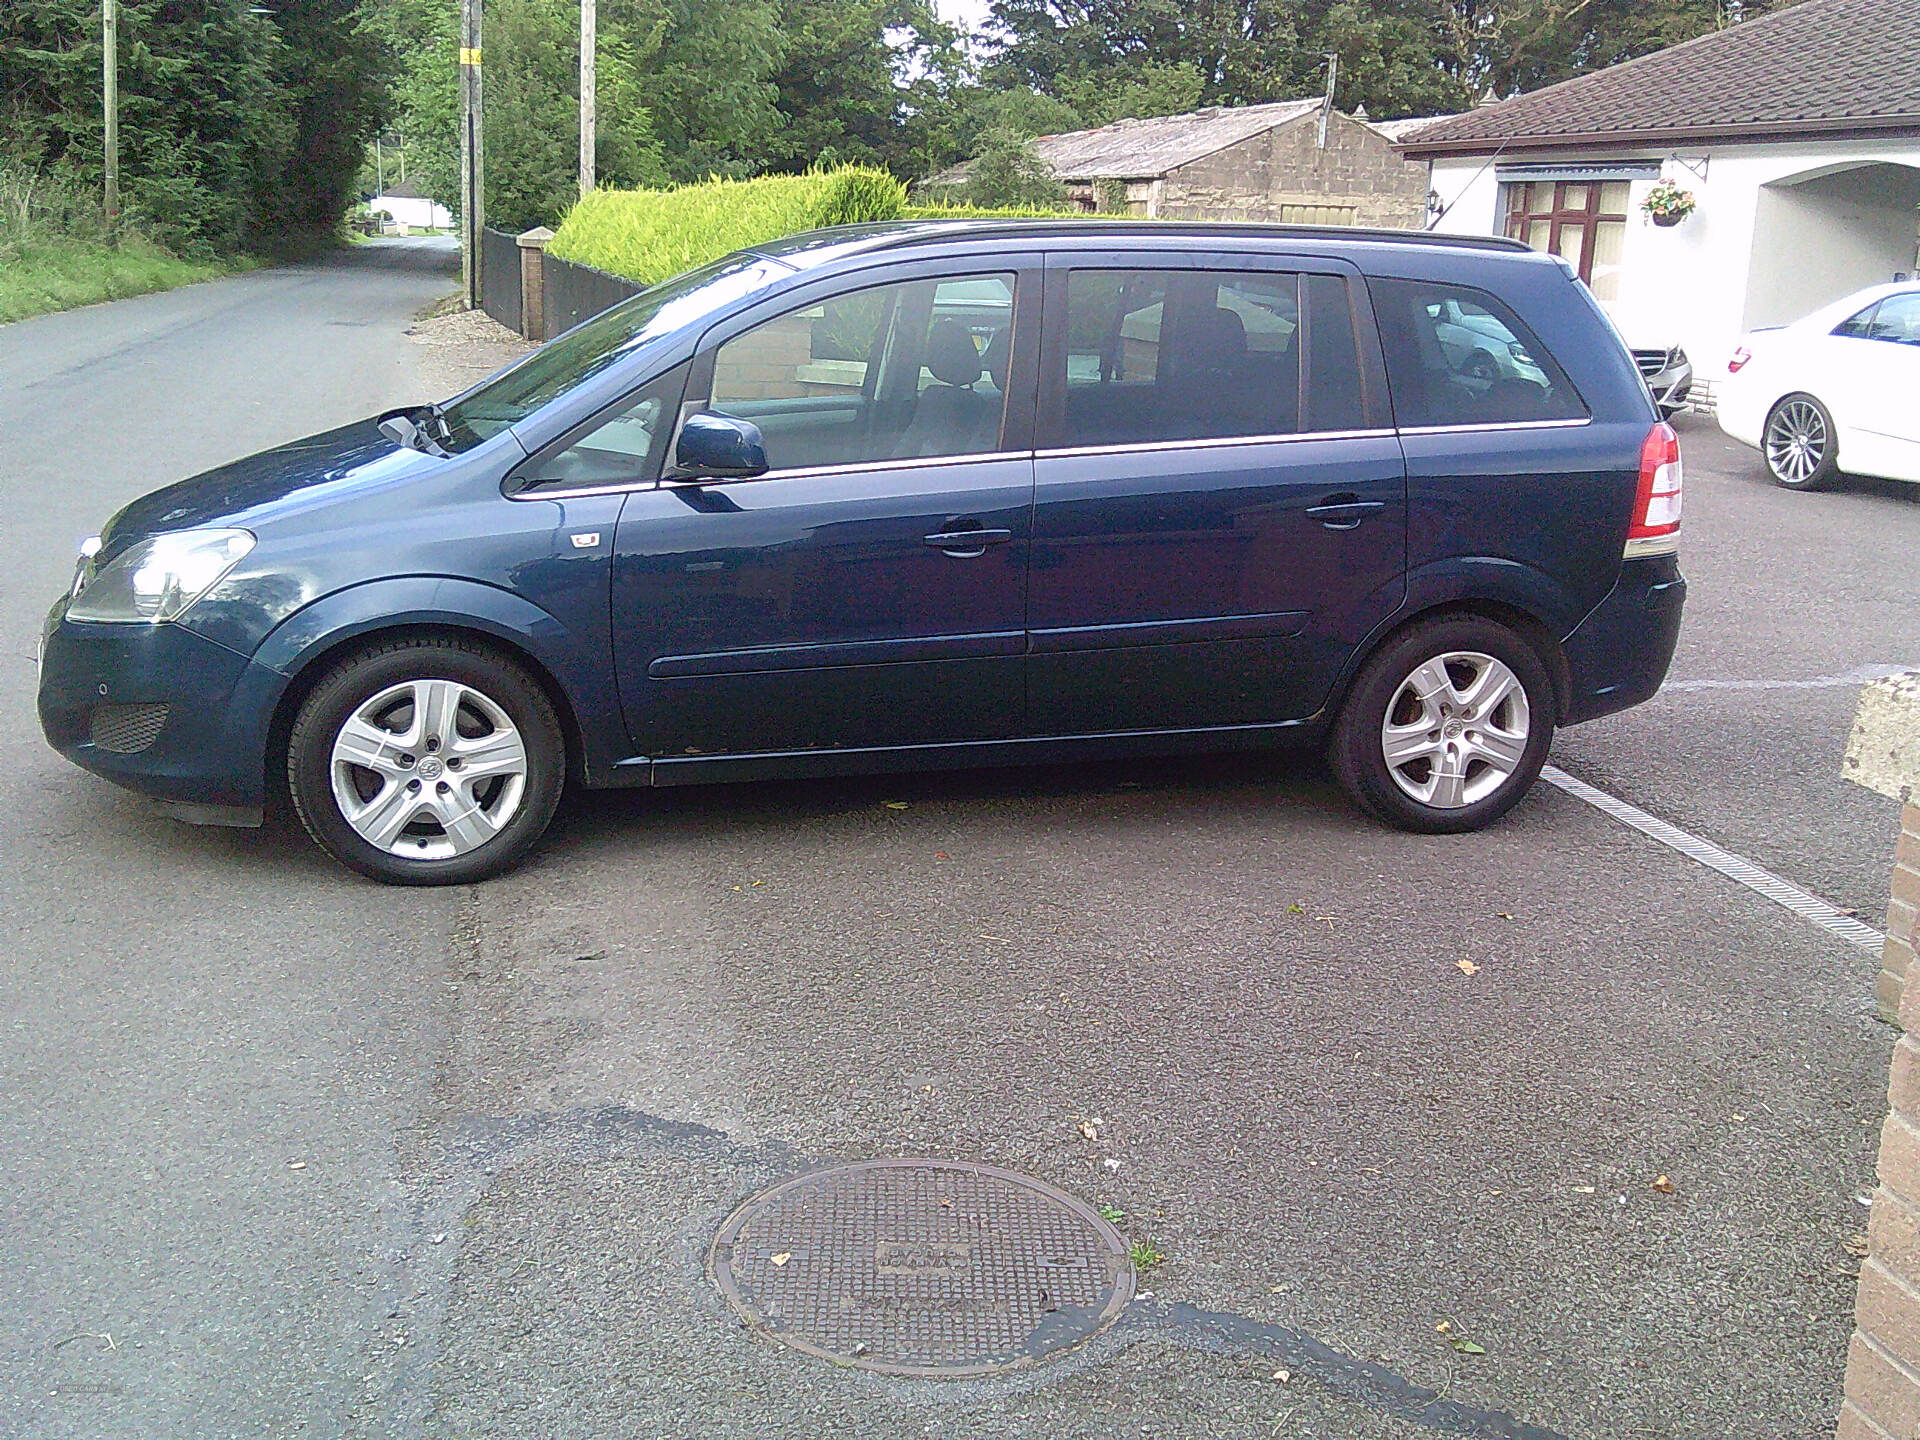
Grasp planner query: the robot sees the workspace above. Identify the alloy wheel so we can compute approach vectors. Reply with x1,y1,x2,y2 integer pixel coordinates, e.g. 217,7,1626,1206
1764,399,1829,485
1379,651,1531,810
328,677,528,859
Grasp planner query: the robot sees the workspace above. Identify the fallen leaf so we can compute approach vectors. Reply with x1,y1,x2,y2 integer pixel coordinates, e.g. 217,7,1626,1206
1450,1338,1487,1355
1078,1121,1099,1141
1732,1113,1747,1122
1456,959,1480,976
770,1252,791,1267
1496,912,1514,920
935,852,949,859
1845,1233,1871,1258
1574,1185,1596,1194
1272,1367,1292,1383
883,801,909,810
1286,903,1306,915
287,1160,307,1170
1435,1321,1452,1334
1652,1175,1676,1194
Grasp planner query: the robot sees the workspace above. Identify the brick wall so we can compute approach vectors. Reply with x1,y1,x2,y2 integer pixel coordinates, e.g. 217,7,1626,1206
1155,111,1428,229
1844,798,1920,1439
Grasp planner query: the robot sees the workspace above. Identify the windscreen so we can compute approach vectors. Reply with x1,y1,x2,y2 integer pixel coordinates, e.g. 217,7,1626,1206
434,254,787,452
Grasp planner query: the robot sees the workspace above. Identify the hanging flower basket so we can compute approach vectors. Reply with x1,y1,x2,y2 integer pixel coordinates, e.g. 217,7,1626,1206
1642,179,1696,227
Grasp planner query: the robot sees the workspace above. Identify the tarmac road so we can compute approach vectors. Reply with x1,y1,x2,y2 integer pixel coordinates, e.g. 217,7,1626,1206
1,241,1914,1440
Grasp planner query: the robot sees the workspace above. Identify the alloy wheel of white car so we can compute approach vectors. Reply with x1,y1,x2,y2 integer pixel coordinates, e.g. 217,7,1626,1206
1763,395,1838,489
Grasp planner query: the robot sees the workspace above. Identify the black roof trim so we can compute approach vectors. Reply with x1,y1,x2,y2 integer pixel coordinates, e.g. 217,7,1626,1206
749,219,1532,261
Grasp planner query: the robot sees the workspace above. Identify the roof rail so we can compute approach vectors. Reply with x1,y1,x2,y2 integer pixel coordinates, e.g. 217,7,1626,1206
768,218,1535,257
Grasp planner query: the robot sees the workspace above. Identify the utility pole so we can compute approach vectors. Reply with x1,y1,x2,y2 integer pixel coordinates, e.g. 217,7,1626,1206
375,135,385,194
579,0,596,197
102,0,119,236
1317,51,1338,150
459,0,484,309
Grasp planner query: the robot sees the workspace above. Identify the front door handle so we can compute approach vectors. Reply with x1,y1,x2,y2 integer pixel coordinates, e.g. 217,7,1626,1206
924,527,1014,556
1305,497,1386,531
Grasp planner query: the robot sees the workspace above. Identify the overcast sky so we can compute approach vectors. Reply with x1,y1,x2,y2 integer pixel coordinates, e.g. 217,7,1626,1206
933,0,994,41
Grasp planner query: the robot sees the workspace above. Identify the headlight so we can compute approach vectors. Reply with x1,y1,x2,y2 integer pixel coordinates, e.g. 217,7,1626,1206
66,529,256,624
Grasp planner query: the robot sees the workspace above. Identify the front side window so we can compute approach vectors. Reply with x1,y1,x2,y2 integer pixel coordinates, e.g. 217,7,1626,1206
435,254,784,452
705,272,1016,471
1503,180,1630,302
512,365,686,491
1058,268,1368,447
1370,278,1586,429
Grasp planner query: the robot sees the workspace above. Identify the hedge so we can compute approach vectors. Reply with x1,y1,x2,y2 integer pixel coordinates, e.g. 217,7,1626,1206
546,168,1117,286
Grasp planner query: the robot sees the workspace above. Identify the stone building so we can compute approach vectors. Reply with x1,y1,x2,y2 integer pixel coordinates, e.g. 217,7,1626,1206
925,100,1447,229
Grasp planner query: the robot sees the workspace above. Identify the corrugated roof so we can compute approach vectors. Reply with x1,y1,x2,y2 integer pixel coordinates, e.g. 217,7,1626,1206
1364,115,1458,143
1027,99,1325,181
1404,0,1920,153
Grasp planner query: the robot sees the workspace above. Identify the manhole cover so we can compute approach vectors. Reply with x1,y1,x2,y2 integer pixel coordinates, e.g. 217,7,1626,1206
710,1158,1135,1377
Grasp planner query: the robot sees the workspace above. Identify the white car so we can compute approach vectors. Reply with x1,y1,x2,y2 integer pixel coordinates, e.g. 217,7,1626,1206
1718,281,1920,489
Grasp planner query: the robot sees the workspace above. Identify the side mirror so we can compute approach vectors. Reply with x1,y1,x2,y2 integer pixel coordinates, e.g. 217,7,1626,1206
673,411,768,480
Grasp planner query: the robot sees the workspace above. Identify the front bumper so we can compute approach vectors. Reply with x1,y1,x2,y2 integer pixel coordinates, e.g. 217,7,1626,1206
1560,553,1687,725
1646,360,1694,414
38,595,274,813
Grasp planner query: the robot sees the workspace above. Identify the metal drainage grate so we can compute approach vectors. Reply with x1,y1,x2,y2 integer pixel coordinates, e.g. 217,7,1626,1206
89,702,170,754
710,1158,1135,1378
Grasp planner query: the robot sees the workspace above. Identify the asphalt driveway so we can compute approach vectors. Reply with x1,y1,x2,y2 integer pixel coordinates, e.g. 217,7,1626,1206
2,247,1914,1440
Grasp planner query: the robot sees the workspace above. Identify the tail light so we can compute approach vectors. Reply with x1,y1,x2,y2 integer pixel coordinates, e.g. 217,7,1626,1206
1728,346,1752,373
1626,421,1682,557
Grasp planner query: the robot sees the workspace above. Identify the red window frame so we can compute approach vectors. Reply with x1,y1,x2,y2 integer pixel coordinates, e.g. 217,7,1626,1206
1502,181,1628,285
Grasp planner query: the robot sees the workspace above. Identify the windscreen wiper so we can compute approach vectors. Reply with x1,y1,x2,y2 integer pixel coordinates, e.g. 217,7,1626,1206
377,406,450,457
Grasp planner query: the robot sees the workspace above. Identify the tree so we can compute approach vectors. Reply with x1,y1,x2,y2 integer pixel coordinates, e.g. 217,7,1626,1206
483,0,665,227
766,0,963,175
619,0,785,182
962,124,1067,208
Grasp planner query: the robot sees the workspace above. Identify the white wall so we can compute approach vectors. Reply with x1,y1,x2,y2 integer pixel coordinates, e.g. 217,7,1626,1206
1427,135,1920,370
370,194,452,231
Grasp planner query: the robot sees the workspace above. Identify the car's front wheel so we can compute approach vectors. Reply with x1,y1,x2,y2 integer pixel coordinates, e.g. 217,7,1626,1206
288,638,565,884
1329,617,1555,834
1762,393,1840,490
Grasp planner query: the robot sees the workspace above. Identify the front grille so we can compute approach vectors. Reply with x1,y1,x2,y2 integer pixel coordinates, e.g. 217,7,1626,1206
1632,347,1673,378
90,703,170,754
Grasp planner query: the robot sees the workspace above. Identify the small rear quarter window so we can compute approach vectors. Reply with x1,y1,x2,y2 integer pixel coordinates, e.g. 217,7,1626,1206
1370,278,1586,429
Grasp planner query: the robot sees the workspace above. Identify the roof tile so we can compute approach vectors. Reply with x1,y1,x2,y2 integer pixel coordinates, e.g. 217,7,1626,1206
1406,0,1920,151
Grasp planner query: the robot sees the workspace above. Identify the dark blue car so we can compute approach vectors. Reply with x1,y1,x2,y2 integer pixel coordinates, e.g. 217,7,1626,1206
38,222,1686,884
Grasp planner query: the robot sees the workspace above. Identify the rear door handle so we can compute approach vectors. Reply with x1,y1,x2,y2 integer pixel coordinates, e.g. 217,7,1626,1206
1305,499,1386,531
924,528,1014,555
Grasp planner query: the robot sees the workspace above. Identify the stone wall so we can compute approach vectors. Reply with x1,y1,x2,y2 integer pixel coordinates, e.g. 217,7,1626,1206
1839,672,1920,1439
1153,111,1429,229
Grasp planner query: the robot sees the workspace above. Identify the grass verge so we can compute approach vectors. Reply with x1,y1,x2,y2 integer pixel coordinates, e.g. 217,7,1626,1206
0,238,243,326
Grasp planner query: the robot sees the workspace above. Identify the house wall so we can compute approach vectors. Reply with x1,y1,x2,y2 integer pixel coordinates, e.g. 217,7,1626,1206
1426,135,1920,370
1154,112,1428,228
370,194,452,231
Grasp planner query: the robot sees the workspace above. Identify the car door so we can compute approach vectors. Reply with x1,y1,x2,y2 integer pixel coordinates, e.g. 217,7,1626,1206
608,257,1041,765
1026,253,1407,735
1834,291,1920,479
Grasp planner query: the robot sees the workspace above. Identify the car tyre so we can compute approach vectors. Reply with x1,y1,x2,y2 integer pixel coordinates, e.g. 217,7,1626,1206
288,637,565,885
1761,393,1840,490
1329,616,1555,834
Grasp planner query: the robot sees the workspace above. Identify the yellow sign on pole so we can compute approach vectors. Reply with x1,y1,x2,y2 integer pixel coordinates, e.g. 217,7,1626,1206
459,47,482,66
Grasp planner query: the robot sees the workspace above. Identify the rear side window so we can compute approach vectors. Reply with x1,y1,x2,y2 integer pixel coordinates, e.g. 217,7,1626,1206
1370,278,1586,429
1058,268,1369,447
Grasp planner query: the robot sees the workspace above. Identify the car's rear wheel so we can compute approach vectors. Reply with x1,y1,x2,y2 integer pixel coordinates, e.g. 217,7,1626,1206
1762,393,1839,490
288,638,564,885
1329,616,1555,834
